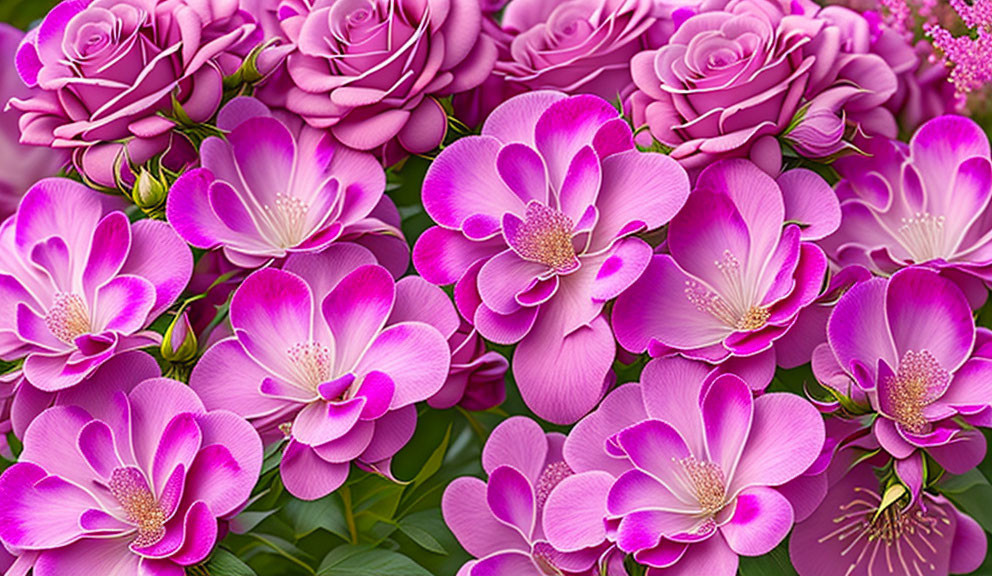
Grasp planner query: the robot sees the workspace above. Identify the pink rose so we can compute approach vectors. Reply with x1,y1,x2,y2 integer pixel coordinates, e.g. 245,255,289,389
270,0,498,164
496,0,667,100
629,0,898,172
10,0,260,187
0,24,65,219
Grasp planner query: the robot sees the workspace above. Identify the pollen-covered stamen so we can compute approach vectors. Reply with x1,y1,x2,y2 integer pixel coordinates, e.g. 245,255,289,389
678,456,727,517
507,203,579,273
885,350,949,434
898,211,947,263
45,292,91,343
535,460,573,511
818,487,947,576
109,467,167,548
684,252,769,332
287,341,332,390
263,193,311,248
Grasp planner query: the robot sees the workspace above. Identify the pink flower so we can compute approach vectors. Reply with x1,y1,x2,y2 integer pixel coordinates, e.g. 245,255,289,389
790,459,986,576
601,356,824,575
268,0,498,163
167,97,407,269
0,24,65,220
189,243,451,500
10,0,261,188
0,178,192,393
413,91,690,424
612,160,837,363
0,377,262,576
628,0,899,172
813,267,992,492
495,0,668,100
442,417,622,576
821,115,992,307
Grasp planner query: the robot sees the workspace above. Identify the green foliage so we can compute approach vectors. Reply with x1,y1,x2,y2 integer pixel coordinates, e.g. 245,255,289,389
738,543,799,576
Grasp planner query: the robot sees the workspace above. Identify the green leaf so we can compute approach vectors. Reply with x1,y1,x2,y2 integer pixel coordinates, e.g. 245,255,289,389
947,483,992,533
738,542,800,576
317,545,432,576
940,468,991,495
397,510,448,555
283,492,350,540
410,424,452,491
193,549,257,576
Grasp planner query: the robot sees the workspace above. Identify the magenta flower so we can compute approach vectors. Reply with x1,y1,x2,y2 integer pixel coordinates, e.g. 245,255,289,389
0,377,262,576
605,356,825,575
628,0,898,172
0,24,65,220
814,267,992,484
267,0,497,162
613,160,835,363
496,0,667,100
413,91,690,424
167,97,404,269
10,0,260,188
189,243,451,500
789,460,986,576
442,417,620,576
0,178,192,392
821,115,992,306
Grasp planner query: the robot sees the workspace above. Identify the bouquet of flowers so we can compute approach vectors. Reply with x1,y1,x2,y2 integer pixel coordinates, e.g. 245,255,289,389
1,0,992,574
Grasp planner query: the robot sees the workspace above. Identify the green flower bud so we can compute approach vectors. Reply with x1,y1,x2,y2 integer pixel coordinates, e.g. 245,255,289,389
161,310,198,364
133,168,168,215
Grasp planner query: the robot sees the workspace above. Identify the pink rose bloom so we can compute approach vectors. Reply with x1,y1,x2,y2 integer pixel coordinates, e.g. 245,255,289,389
0,377,262,576
190,244,451,500
628,0,898,172
10,0,260,188
269,0,498,163
495,0,667,100
0,24,65,220
790,459,986,576
413,91,690,424
167,97,407,270
612,161,837,364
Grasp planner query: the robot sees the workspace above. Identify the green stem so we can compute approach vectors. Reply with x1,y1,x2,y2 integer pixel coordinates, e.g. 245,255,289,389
341,486,359,545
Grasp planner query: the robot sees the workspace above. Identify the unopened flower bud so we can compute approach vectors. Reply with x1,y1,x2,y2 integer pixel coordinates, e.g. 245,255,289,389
133,168,168,214
161,311,198,364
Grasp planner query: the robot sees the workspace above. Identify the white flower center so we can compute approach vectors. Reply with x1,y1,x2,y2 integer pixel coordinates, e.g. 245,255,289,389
263,193,311,249
287,341,332,390
684,250,768,332
898,211,948,263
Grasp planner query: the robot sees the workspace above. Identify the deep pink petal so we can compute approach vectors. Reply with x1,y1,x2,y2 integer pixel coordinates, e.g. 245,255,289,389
720,487,793,556
280,439,349,500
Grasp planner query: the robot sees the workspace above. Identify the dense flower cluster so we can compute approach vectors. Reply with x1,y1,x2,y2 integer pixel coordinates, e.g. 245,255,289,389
0,1,990,575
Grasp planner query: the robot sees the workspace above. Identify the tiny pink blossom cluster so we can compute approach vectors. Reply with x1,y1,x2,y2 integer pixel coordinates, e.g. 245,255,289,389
0,0,990,575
